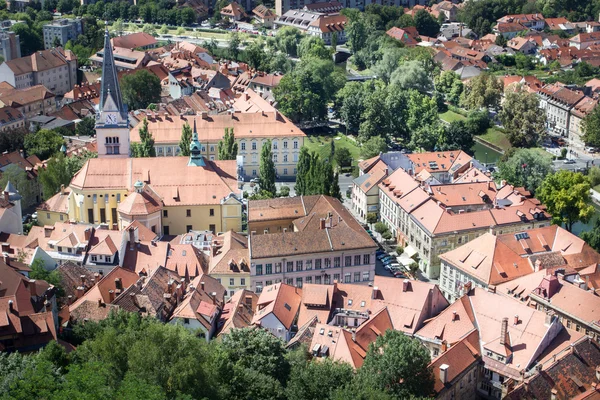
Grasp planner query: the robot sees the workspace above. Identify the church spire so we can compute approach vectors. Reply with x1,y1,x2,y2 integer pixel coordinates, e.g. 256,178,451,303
188,117,205,167
99,22,125,116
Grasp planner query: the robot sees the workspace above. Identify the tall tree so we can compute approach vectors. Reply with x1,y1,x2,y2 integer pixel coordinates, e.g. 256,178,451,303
24,129,64,160
218,128,238,160
500,86,546,148
75,117,96,137
360,136,387,158
461,73,503,110
583,106,600,147
331,172,342,200
438,120,475,150
496,148,552,194
413,9,440,37
358,329,434,398
228,32,241,59
179,122,192,156
259,140,277,196
131,119,156,157
121,70,161,111
295,147,311,196
335,81,367,134
390,60,433,93
582,219,600,253
0,164,37,207
537,170,595,232
286,359,353,400
434,70,463,105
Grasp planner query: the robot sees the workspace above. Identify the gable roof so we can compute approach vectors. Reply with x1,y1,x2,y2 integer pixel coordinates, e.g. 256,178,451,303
252,282,302,329
111,32,157,49
430,329,480,394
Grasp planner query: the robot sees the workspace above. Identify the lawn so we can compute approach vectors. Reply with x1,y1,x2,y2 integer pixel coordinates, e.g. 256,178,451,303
303,129,362,165
439,110,467,123
594,184,600,193
478,127,512,152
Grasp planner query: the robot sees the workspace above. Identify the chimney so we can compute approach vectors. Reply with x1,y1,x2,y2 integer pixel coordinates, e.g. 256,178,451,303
211,292,217,305
76,286,84,298
130,292,138,308
586,275,590,291
500,180,507,188
108,290,115,303
320,218,326,230
201,112,208,120
500,317,508,345
115,278,122,290
372,286,379,299
2,253,9,266
452,311,458,321
439,364,449,384
534,259,541,272
80,274,86,286
514,314,519,325
441,340,448,353
129,227,135,250
545,311,555,326
60,184,65,195
487,285,496,294
67,295,73,305
97,298,103,307
551,389,558,400
595,365,600,381
402,279,411,292
200,281,205,291
8,299,13,312
29,279,37,297
84,227,92,241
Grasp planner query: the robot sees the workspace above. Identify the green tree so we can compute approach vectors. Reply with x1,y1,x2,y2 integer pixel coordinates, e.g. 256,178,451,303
121,70,161,111
113,18,125,35
298,35,332,60
142,23,156,35
0,128,26,153
286,359,353,400
179,122,192,156
30,259,63,298
390,60,433,93
366,212,378,224
495,34,507,47
0,164,37,208
218,128,238,160
499,86,546,148
228,31,241,59
414,9,440,37
439,120,475,150
259,140,277,196
583,106,600,147
331,31,338,50
497,148,552,194
434,70,463,105
274,57,344,123
358,329,434,398
334,147,352,168
159,24,168,35
24,129,64,160
360,136,387,158
38,151,97,199
275,26,303,57
465,110,491,135
461,73,503,110
176,27,185,36
374,221,388,234
335,81,368,133
537,170,595,232
331,172,342,200
131,119,156,157
295,147,311,196
75,117,96,137
53,36,62,48
582,219,600,253
343,10,368,52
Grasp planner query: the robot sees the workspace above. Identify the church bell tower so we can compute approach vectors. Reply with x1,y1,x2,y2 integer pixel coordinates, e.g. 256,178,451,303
96,23,130,157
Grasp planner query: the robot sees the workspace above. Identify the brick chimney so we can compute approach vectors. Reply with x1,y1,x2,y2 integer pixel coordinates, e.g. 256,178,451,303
372,286,379,299
76,286,84,298
8,299,13,312
441,340,448,353
129,227,136,250
60,184,65,195
130,292,139,308
320,218,326,229
211,292,217,305
514,314,519,325
452,311,458,321
115,277,122,290
29,279,37,297
67,295,73,305
80,274,86,287
402,279,411,292
200,281,205,291
97,298,103,307
500,317,508,345
2,253,9,266
439,364,449,384
108,290,115,303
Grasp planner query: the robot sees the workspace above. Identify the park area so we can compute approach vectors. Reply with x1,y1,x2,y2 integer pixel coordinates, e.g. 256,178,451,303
303,127,362,165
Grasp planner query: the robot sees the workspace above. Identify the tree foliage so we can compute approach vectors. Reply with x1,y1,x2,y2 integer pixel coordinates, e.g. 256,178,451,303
121,70,161,111
24,129,64,160
0,164,37,208
461,73,503,110
583,106,600,147
496,148,552,194
499,86,547,148
537,170,595,232
360,136,388,158
75,117,96,137
131,119,156,157
38,151,97,199
295,148,341,199
259,140,277,197
218,128,238,160
434,70,464,105
179,122,192,156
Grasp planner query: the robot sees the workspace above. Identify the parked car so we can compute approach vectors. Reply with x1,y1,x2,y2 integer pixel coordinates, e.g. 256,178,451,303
22,214,31,224
563,159,576,164
393,271,407,279
377,253,389,260
586,147,598,153
31,212,37,220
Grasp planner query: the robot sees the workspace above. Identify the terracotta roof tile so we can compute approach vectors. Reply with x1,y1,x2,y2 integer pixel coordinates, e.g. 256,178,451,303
252,282,301,329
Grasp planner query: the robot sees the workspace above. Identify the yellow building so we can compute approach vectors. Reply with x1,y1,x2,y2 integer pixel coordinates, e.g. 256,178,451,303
67,148,242,235
37,185,70,226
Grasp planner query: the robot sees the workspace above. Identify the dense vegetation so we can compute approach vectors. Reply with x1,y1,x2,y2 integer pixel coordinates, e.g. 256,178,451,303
0,311,434,400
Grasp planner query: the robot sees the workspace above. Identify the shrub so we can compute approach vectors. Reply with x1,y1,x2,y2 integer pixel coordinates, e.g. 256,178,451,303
396,246,404,254
374,222,388,234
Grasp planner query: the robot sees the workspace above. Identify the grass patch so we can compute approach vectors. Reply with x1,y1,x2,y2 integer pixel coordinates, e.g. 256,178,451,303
594,184,600,193
304,129,361,165
439,110,467,123
478,127,512,152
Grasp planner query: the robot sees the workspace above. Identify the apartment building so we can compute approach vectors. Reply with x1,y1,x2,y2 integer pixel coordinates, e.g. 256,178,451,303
252,282,302,341
0,48,77,95
248,195,377,292
569,96,598,147
43,18,83,49
497,13,546,31
111,32,157,50
275,0,424,17
570,31,600,50
0,84,57,120
538,84,586,138
129,111,306,180
438,225,600,302
275,10,347,45
378,152,549,279
0,30,20,61
89,46,150,71
0,105,23,131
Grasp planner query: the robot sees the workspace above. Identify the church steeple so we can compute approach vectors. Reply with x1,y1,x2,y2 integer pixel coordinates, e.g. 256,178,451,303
99,22,125,117
188,118,205,167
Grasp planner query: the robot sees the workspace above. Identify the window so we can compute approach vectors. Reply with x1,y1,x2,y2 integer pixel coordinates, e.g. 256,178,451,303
252,142,257,150
287,261,294,272
354,255,361,265
275,262,281,273
283,141,288,149
273,154,278,162
345,256,352,266
287,278,293,285
186,225,193,232
230,278,234,286
354,272,360,282
58,246,63,252
256,282,263,292
334,257,340,267
362,272,370,281
283,154,288,162
283,168,288,175
306,259,312,270
315,276,322,284
163,210,168,217
293,140,298,149
305,276,312,284
266,263,273,275
91,255,97,262
240,278,245,286
296,277,302,288
164,226,170,235
209,224,216,234
256,264,263,275
296,260,303,271
344,273,351,283
252,170,257,176
324,275,330,284
363,254,371,264
241,142,246,150
315,259,322,269
186,209,191,217
273,141,278,150
324,258,331,268
209,208,214,217
105,256,111,263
